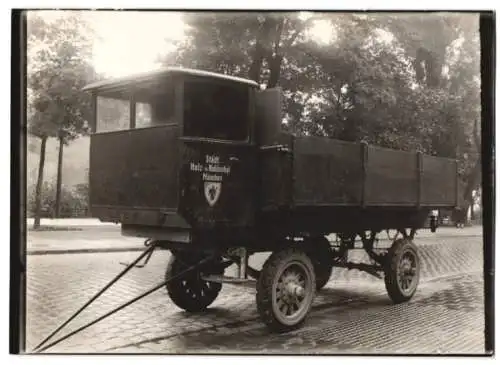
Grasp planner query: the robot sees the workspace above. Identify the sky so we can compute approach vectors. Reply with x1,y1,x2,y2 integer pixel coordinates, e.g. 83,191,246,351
86,11,187,77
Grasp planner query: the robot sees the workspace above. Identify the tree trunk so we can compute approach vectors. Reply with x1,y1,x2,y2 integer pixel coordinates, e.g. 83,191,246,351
267,55,283,88
463,157,481,207
55,136,64,218
457,156,481,226
248,42,266,84
248,17,275,83
415,47,444,88
33,136,47,229
266,18,285,88
470,197,475,221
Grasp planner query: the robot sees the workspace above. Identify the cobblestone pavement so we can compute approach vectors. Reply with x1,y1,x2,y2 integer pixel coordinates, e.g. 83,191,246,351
113,273,484,355
25,233,485,354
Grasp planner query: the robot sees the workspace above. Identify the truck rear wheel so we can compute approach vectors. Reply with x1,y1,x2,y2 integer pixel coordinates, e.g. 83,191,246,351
384,238,420,304
307,237,333,291
256,248,316,333
165,253,223,312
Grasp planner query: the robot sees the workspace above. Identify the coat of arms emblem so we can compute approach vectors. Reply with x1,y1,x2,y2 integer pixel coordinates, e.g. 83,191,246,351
204,182,221,207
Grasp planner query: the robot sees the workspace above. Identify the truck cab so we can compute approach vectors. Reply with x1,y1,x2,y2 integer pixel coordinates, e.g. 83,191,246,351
84,68,281,244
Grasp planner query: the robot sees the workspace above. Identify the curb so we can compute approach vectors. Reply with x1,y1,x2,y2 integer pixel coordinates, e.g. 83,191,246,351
27,226,118,232
27,246,146,256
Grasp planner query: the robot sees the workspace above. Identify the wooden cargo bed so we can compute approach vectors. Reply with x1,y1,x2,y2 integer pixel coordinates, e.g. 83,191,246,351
261,135,459,211
292,136,459,208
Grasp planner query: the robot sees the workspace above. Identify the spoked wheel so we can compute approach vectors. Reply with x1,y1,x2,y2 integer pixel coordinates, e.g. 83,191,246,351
256,248,316,333
165,253,223,312
384,238,420,304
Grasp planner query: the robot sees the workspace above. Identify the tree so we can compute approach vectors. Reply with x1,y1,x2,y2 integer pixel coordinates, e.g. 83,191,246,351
380,13,481,213
27,12,96,226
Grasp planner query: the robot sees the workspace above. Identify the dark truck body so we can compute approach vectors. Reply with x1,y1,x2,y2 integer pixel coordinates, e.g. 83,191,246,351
85,67,459,248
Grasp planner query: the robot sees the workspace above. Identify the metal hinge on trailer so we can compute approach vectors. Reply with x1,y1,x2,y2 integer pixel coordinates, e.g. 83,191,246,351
259,144,291,153
32,240,215,353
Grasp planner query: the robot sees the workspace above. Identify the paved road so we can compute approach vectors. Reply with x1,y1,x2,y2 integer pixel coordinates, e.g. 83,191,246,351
25,232,486,354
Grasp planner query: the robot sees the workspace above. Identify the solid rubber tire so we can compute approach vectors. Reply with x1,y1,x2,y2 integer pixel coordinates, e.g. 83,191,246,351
256,248,316,333
165,254,223,312
306,237,333,291
384,238,420,304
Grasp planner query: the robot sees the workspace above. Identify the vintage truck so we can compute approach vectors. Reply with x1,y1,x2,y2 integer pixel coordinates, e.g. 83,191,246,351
35,67,461,351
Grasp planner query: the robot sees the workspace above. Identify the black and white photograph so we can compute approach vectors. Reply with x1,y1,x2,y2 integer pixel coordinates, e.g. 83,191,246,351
11,7,494,356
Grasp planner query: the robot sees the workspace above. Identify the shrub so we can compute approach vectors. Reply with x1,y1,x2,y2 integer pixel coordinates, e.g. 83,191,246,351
27,180,89,218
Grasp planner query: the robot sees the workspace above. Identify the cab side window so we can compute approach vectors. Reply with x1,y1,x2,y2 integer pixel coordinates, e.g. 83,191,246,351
96,96,130,133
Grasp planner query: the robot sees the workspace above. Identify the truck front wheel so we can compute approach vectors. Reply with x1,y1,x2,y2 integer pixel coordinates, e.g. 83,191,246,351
256,248,316,333
165,253,223,312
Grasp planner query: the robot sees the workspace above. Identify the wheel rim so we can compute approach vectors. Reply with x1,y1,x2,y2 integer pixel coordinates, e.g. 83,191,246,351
272,261,314,326
396,249,419,295
178,275,219,301
171,257,221,301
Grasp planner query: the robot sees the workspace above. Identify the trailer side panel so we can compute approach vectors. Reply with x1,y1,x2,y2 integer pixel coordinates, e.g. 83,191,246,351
365,146,418,205
291,135,459,209
292,136,363,206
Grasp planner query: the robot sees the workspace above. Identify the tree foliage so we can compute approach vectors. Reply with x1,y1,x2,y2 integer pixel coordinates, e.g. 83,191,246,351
27,12,96,142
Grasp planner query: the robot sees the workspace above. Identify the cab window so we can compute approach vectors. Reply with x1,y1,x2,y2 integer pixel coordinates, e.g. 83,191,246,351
95,79,176,132
96,96,130,133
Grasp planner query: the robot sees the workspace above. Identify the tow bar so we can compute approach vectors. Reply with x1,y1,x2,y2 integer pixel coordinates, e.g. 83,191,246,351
32,240,215,353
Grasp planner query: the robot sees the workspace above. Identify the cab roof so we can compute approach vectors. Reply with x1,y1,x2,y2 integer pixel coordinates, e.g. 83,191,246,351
83,67,259,93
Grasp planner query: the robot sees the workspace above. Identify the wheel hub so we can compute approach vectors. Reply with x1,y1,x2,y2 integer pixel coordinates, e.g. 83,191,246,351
398,253,417,292
276,268,309,312
400,257,415,275
285,282,305,298
282,272,305,299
